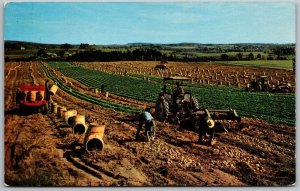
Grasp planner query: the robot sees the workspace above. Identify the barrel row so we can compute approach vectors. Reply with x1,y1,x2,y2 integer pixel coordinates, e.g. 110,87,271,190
50,102,105,152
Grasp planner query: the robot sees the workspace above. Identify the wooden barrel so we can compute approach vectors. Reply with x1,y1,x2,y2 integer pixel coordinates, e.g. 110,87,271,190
53,104,59,115
57,106,66,118
36,91,45,101
73,115,87,134
60,107,68,119
84,123,105,152
51,102,57,113
64,110,77,123
27,91,37,102
49,85,58,95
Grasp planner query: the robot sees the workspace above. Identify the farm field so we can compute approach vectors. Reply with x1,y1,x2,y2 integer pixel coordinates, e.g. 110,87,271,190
48,61,295,125
4,61,295,186
216,60,293,70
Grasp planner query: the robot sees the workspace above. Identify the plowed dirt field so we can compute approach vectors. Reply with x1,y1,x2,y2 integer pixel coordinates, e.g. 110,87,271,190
4,61,295,186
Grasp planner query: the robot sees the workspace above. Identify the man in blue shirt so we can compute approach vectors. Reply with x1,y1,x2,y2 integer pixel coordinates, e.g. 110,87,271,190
136,107,155,140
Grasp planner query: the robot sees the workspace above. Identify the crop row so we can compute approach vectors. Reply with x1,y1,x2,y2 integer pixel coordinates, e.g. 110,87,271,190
41,63,141,114
47,62,295,126
130,73,295,125
48,62,161,102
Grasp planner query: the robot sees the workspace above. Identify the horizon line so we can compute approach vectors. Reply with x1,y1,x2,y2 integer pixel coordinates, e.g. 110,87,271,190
4,40,296,46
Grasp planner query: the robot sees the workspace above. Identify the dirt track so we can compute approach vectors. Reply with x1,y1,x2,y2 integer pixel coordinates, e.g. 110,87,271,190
4,61,295,186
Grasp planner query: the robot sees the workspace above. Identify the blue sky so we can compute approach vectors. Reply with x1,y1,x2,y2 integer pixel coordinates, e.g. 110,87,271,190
4,2,295,44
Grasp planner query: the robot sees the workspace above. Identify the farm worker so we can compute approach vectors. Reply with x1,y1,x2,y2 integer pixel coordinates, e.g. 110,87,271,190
198,112,216,145
174,81,185,96
101,85,105,94
45,80,51,101
136,107,155,140
173,81,185,107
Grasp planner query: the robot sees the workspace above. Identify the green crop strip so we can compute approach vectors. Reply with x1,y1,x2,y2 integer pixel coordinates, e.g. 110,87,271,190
47,62,295,126
40,63,141,114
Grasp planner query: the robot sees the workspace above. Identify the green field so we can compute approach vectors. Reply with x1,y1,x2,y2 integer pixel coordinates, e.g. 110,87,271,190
47,62,295,126
185,51,269,58
214,60,293,70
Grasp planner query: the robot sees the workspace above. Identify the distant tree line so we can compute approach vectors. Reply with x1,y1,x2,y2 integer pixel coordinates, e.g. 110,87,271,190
67,48,291,62
68,48,168,62
5,41,295,62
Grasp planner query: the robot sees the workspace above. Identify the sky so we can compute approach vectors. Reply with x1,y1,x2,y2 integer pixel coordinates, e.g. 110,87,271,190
4,1,296,45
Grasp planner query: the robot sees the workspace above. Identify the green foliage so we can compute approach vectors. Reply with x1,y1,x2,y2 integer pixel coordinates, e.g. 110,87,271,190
37,49,46,57
47,62,295,126
248,52,254,60
41,63,141,114
257,53,262,59
61,43,72,50
217,60,293,70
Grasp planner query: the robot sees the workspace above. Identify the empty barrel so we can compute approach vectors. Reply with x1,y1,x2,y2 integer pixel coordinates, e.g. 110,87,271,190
36,91,45,101
60,107,67,119
51,102,57,113
27,91,37,102
64,110,77,123
53,104,59,115
84,123,105,152
49,85,58,95
57,106,66,118
73,115,87,134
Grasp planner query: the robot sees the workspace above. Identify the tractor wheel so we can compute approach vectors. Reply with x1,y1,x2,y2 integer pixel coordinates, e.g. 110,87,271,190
155,98,169,120
19,104,25,115
191,96,200,111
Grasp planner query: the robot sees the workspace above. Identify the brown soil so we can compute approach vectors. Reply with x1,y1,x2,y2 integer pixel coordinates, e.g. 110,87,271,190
4,61,295,186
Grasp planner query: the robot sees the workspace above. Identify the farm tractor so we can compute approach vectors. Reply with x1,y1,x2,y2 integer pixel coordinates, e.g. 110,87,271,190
247,75,293,93
16,83,58,115
155,76,200,122
155,61,168,70
154,76,241,145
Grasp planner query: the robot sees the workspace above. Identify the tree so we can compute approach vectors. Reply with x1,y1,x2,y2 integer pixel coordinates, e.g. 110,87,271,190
79,43,90,49
59,50,66,57
220,54,229,61
236,53,243,60
61,43,72,50
248,52,254,60
257,53,262,59
37,49,46,57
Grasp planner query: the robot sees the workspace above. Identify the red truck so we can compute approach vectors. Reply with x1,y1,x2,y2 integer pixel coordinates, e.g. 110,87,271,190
16,85,49,114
